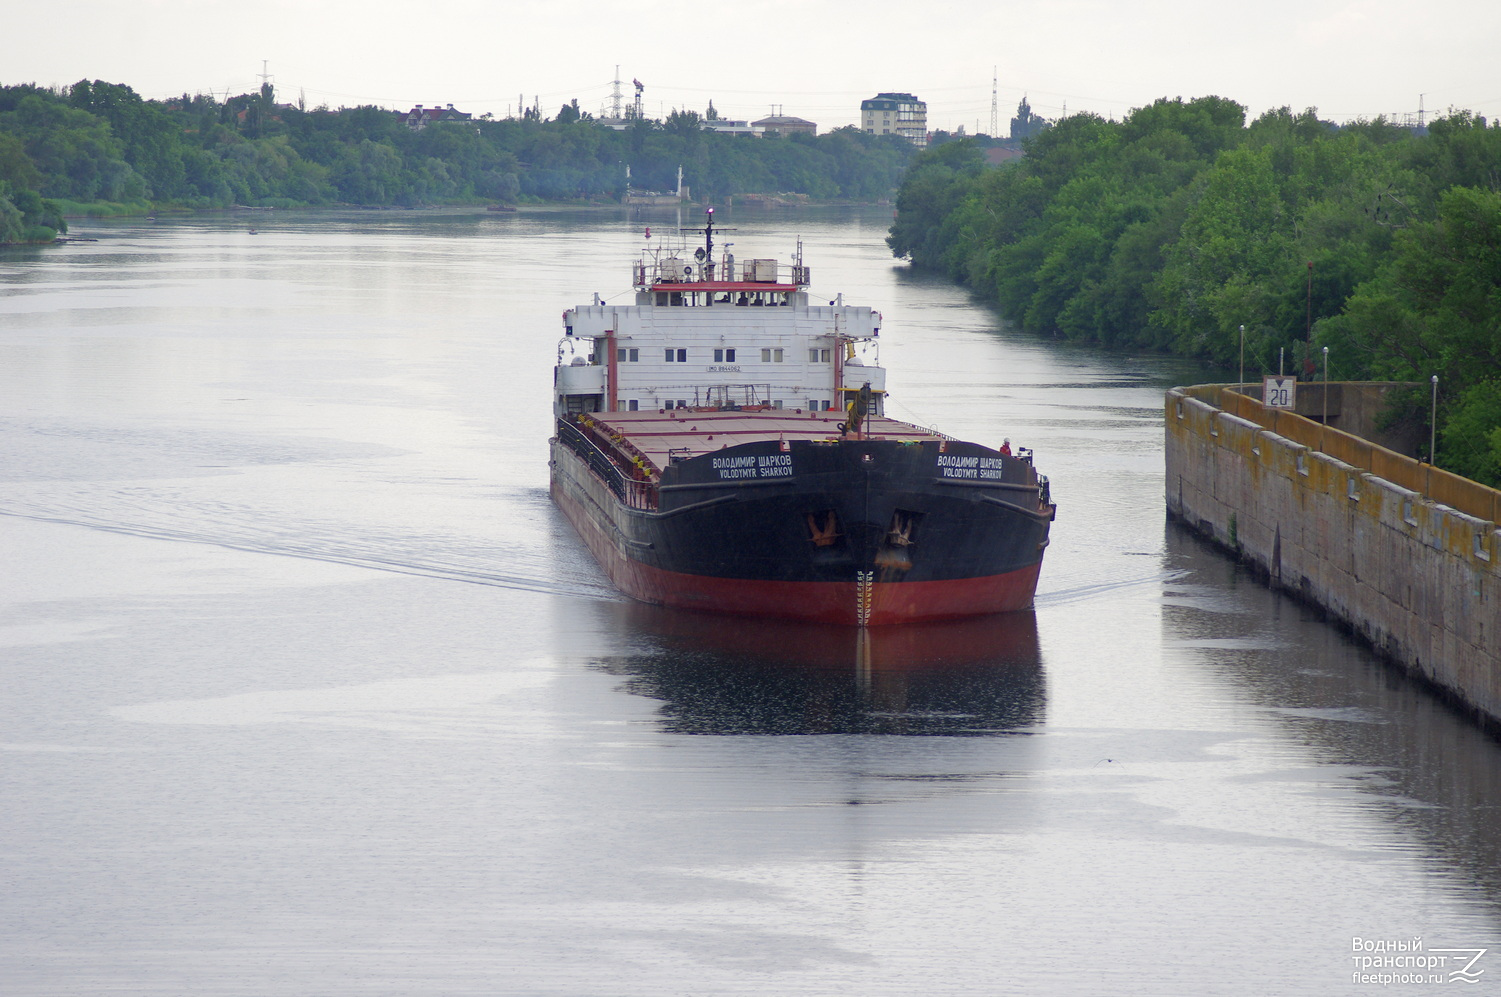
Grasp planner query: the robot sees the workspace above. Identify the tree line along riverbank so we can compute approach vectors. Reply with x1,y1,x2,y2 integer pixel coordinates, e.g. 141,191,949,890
0,78,924,243
887,96,1501,487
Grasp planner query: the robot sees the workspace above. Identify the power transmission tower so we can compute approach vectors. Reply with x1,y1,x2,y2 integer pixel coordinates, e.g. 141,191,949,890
990,67,998,137
612,66,623,119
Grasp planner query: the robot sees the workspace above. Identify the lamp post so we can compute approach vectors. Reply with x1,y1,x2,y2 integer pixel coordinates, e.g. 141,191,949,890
1239,324,1245,391
1430,374,1439,465
1322,346,1329,424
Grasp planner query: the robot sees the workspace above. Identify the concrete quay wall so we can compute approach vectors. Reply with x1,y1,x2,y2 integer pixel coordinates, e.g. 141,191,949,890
1165,385,1500,727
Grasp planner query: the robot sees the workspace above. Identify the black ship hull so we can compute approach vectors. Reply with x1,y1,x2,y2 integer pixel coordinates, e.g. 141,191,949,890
550,426,1053,625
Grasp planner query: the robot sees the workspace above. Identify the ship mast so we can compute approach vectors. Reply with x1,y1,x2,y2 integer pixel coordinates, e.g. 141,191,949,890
703,207,714,280
681,206,735,286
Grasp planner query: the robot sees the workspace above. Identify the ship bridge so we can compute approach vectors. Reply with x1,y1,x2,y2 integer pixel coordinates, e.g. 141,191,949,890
557,232,885,420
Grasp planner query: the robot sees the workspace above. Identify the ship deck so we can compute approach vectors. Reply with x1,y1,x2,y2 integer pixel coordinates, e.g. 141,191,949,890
587,409,950,471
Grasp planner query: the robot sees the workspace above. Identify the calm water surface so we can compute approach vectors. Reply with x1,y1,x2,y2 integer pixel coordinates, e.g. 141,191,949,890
2,207,1498,995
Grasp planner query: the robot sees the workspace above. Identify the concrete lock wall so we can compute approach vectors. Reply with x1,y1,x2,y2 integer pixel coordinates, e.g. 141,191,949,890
1165,384,1501,727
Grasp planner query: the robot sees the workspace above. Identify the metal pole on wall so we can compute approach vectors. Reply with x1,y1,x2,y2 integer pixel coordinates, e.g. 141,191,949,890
1322,347,1329,424
1239,325,1245,390
1430,375,1439,464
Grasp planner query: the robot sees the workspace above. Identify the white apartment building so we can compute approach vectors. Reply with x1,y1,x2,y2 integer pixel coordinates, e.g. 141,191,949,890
859,93,927,146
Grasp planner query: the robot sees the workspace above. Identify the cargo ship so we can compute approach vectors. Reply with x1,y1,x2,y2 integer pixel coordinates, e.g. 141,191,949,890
549,211,1055,626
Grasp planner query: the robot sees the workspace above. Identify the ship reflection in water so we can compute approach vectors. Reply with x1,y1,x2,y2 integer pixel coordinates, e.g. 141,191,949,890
594,606,1046,736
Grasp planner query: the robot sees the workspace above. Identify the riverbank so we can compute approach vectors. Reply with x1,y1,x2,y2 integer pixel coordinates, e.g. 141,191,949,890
47,194,892,221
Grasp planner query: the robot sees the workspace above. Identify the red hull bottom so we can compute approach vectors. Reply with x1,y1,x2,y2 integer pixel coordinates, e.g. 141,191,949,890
626,561,1042,625
552,476,1042,626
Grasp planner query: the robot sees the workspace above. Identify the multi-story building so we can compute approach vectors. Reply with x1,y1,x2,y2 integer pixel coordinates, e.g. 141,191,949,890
396,103,473,131
860,93,927,146
751,114,818,137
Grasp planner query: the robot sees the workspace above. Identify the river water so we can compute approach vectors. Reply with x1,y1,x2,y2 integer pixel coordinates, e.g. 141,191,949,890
2,207,1498,995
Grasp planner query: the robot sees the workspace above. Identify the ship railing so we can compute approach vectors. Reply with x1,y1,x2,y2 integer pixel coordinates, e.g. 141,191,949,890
558,418,660,511
702,383,774,408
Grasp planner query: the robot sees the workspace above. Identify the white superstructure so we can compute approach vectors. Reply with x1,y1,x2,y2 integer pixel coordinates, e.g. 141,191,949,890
555,222,887,419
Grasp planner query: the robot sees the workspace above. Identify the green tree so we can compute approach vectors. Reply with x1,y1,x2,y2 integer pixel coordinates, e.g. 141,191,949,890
0,179,67,243
886,139,986,266
0,93,144,202
68,79,188,199
1440,380,1501,483
0,132,42,190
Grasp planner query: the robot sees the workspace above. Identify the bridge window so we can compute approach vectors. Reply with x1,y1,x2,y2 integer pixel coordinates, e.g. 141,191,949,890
809,348,831,363
761,348,784,362
664,348,687,362
616,348,639,362
714,348,737,362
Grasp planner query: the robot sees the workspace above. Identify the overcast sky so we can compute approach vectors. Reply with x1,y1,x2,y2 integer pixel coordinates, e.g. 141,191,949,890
8,0,1499,133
